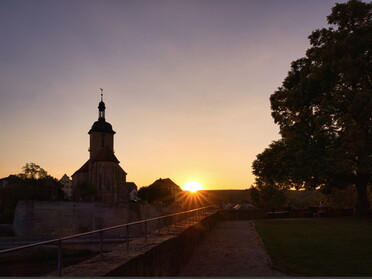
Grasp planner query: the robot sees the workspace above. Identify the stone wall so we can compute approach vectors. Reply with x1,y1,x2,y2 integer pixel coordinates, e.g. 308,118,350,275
13,201,164,238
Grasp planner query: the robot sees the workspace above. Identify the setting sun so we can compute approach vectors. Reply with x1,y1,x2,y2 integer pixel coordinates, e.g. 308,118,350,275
183,181,203,193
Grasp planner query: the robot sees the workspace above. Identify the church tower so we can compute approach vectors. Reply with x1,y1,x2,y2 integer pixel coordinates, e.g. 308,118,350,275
72,90,129,203
89,93,115,159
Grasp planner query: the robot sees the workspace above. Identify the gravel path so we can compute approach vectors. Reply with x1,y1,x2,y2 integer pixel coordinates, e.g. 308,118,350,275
178,220,289,277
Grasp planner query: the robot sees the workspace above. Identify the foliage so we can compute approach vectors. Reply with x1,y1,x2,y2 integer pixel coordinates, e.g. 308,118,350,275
0,164,65,223
18,163,48,179
138,185,173,204
287,190,325,209
322,184,357,209
250,179,288,209
253,0,372,215
255,218,372,276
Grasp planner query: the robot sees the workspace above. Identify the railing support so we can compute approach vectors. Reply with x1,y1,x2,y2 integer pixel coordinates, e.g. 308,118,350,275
195,230,198,247
99,231,103,261
126,225,130,251
57,239,62,277
144,221,148,242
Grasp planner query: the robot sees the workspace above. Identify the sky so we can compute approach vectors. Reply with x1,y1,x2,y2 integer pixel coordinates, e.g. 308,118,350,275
0,0,348,190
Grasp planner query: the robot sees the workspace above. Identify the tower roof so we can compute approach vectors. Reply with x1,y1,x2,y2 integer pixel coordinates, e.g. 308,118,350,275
89,119,115,134
89,91,115,134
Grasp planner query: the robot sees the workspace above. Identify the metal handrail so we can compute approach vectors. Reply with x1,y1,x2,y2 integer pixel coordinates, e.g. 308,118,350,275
0,205,215,276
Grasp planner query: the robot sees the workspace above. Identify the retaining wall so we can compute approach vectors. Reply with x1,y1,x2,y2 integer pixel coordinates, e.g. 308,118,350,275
103,213,219,277
13,201,164,237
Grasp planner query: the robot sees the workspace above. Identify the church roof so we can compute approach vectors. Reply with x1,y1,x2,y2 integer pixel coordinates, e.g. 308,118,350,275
72,147,123,177
72,160,89,176
91,146,120,163
89,119,115,134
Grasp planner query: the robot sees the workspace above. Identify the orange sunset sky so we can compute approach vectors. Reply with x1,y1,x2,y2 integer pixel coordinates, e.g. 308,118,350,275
0,0,347,190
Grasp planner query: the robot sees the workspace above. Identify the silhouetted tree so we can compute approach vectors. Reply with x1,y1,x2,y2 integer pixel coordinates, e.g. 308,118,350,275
250,179,288,209
0,164,64,223
18,162,48,179
253,0,372,215
137,185,172,204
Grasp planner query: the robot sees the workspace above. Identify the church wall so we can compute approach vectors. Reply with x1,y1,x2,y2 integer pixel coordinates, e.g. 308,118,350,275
91,161,128,203
12,201,164,238
71,172,89,200
72,172,89,186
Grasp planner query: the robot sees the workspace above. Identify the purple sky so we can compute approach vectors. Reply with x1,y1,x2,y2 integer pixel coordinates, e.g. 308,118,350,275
0,0,348,189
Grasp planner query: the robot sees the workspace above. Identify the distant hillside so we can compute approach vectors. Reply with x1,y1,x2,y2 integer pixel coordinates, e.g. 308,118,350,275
193,189,251,206
185,189,323,208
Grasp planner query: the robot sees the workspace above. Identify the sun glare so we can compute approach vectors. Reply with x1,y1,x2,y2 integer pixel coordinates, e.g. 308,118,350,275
183,181,203,193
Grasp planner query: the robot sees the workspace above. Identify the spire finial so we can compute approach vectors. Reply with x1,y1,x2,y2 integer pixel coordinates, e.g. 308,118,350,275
98,88,106,120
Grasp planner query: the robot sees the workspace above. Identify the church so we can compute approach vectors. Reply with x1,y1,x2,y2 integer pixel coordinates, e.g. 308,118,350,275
72,93,133,203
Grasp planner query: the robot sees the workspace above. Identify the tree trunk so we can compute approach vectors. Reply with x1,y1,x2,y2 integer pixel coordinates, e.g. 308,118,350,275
355,173,370,216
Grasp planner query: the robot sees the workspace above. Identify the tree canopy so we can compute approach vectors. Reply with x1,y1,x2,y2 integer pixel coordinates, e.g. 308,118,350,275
18,162,48,179
252,0,371,215
0,163,64,223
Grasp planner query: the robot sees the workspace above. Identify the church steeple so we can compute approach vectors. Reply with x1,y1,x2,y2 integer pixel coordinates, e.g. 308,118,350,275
98,88,106,120
89,89,115,134
88,89,115,160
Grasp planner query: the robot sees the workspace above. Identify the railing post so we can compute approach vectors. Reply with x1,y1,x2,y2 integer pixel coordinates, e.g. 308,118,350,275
195,229,198,247
126,225,130,251
100,231,103,261
57,239,62,277
144,221,147,242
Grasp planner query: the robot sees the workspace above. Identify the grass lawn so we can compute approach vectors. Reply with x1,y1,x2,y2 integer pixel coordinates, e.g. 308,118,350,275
254,217,372,277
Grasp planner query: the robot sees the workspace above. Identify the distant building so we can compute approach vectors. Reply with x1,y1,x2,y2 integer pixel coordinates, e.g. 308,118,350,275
149,178,182,194
72,93,131,203
140,178,182,204
59,174,72,200
126,182,138,202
